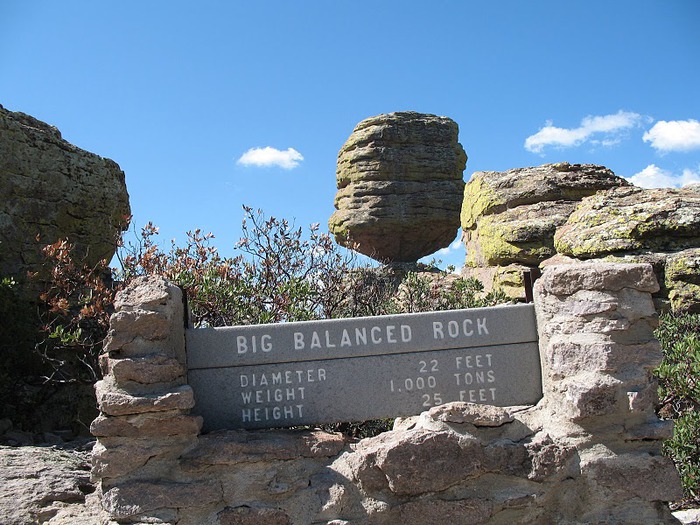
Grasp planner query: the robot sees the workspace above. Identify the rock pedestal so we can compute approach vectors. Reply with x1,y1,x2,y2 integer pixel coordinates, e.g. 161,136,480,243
329,112,466,263
93,265,681,524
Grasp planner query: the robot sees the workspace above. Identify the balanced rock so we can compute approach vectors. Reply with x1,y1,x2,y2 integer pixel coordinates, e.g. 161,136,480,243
0,104,130,285
461,163,629,267
329,112,466,263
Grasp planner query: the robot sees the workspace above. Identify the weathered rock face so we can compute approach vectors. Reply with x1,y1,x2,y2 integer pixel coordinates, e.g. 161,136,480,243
555,185,700,257
0,104,130,284
460,162,630,299
329,112,466,263
0,443,109,525
549,185,700,311
461,163,629,268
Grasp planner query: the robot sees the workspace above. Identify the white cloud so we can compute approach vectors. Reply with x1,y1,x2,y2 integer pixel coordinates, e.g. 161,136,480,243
438,239,464,256
237,146,304,169
643,119,700,152
524,110,646,154
626,164,700,188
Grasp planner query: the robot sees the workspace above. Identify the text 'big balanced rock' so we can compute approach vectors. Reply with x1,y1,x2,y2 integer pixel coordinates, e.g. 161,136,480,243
329,112,466,263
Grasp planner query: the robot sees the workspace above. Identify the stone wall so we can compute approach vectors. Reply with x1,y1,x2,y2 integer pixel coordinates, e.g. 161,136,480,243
92,263,683,524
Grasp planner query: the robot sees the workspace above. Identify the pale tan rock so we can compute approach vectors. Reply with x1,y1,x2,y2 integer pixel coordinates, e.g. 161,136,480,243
182,429,345,468
580,445,683,502
218,506,292,525
345,427,527,496
534,261,659,296
388,498,492,524
329,112,466,262
90,412,202,437
91,435,198,480
427,402,514,427
104,354,186,385
525,432,577,482
108,309,172,342
95,379,195,416
101,480,222,519
0,444,96,525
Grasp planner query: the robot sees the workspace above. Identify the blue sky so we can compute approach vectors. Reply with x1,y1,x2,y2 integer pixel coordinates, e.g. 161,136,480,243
2,1,699,270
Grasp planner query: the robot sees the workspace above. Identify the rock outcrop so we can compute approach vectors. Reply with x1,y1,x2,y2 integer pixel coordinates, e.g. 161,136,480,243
329,112,466,263
549,185,700,312
0,104,130,286
460,163,629,297
555,185,700,258
0,442,109,525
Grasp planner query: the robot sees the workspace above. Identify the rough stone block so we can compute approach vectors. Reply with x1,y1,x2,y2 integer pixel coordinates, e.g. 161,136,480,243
95,380,195,416
182,429,345,469
561,373,622,419
535,262,659,296
92,435,198,481
108,309,171,343
113,275,180,311
90,412,202,438
106,354,186,385
347,428,496,495
217,506,291,525
101,480,222,519
580,447,683,502
388,498,492,524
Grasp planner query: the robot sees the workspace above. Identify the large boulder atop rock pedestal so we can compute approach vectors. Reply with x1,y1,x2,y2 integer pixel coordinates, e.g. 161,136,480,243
461,163,630,268
0,104,130,285
328,112,466,263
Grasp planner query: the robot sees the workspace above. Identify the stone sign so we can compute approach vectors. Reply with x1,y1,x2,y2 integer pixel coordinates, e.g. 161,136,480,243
186,303,541,430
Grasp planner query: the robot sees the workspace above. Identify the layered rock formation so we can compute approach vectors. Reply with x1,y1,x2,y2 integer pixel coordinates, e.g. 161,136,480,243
0,104,130,286
461,163,629,296
329,112,466,263
552,185,700,312
555,185,700,257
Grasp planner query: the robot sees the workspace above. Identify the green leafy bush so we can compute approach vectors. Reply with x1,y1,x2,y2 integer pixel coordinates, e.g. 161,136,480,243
656,312,700,505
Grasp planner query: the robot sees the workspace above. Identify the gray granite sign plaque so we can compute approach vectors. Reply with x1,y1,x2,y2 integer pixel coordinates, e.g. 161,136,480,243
186,303,542,430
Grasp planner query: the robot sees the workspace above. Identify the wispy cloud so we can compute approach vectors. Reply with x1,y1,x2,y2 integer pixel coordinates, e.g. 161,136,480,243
627,164,700,188
643,119,700,152
237,147,304,169
524,110,646,154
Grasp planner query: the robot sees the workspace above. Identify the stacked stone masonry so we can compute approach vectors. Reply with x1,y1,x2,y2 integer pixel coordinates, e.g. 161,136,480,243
92,263,682,524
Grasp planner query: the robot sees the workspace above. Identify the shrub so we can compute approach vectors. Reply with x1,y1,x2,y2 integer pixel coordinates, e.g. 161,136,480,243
35,239,115,385
656,311,700,505
20,206,509,437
